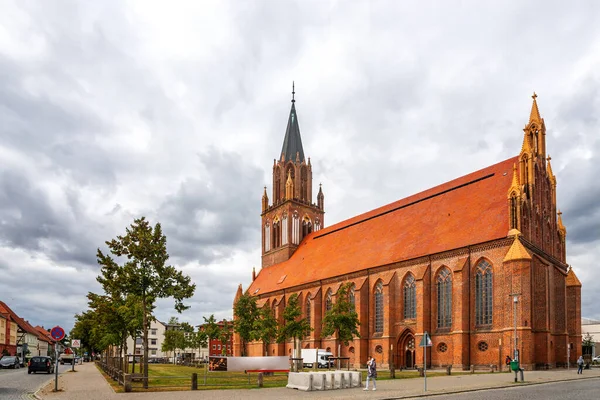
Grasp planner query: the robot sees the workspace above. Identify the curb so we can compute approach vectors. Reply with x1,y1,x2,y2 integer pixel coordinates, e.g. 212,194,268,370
376,375,600,399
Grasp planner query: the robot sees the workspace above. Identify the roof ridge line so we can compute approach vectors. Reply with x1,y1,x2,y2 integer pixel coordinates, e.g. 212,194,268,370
314,172,496,240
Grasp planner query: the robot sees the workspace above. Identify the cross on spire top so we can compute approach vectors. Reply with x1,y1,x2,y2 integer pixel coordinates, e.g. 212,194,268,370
532,92,537,100
292,81,295,103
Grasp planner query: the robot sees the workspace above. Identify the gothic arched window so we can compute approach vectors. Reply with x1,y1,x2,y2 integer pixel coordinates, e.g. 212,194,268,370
510,194,518,229
475,260,493,326
281,213,288,245
349,284,356,310
325,289,333,313
264,222,271,252
302,217,312,239
272,219,281,248
274,166,282,202
300,166,308,202
403,275,416,319
437,268,452,329
374,282,383,333
306,298,311,327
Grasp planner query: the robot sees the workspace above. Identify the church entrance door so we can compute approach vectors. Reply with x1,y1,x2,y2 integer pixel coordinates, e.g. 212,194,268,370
397,331,416,369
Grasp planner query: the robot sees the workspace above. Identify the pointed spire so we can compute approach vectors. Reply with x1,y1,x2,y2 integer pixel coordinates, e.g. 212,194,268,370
252,267,256,282
280,83,305,162
557,210,567,237
566,268,582,287
520,129,532,154
547,155,556,185
285,170,294,199
317,183,324,210
262,186,269,212
503,230,532,262
529,92,542,124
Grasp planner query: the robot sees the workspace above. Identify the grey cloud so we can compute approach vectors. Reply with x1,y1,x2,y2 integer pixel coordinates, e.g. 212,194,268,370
158,148,263,264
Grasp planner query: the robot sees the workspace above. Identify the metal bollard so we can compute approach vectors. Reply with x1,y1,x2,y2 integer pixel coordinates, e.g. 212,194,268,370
257,372,264,388
519,368,524,382
191,372,198,390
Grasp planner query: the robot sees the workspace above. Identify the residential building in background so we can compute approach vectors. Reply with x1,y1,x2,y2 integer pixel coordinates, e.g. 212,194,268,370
126,319,167,360
581,317,600,358
205,320,233,357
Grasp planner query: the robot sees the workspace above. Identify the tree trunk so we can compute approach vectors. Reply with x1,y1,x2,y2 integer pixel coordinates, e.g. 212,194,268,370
142,295,149,389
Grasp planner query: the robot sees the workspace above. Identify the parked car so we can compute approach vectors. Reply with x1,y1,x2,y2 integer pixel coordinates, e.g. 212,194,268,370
592,355,600,363
28,356,54,374
0,356,21,369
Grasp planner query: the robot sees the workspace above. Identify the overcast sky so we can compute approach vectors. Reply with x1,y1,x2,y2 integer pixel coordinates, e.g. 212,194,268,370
1,0,599,335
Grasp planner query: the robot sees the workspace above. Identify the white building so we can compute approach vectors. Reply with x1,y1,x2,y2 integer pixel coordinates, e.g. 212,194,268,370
126,319,167,360
581,317,600,358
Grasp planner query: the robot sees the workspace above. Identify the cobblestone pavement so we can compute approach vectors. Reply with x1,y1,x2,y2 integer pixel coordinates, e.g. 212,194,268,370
0,363,69,400
38,363,600,400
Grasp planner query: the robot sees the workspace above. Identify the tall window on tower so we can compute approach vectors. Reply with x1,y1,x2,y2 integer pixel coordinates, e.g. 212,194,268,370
264,222,271,252
403,275,416,319
374,282,383,333
275,166,281,202
302,217,312,239
510,194,518,229
300,166,308,202
272,219,281,248
436,268,452,329
281,213,288,245
475,260,493,326
292,212,299,244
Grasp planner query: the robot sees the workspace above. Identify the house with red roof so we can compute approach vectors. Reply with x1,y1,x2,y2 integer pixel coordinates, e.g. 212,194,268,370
233,92,581,371
0,301,54,359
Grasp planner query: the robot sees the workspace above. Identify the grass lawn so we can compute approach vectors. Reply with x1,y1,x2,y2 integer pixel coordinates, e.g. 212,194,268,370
98,363,470,393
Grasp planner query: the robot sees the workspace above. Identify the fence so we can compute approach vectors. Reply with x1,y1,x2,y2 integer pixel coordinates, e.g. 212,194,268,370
96,358,287,392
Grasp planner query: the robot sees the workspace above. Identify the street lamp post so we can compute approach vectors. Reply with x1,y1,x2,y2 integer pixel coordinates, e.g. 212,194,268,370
510,293,521,383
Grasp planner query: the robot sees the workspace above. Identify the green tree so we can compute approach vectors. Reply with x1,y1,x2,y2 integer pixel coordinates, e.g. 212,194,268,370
202,315,220,342
582,332,594,356
97,217,196,388
233,292,258,356
254,305,278,356
277,293,311,370
219,320,233,355
190,329,208,363
321,282,360,345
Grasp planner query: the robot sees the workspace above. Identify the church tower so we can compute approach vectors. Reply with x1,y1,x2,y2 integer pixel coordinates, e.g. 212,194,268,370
261,84,325,268
512,93,565,262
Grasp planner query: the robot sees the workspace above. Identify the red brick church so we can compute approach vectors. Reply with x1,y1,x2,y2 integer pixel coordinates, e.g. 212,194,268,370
233,90,582,371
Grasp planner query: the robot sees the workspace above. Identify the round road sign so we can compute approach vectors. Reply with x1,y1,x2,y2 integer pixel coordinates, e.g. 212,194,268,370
50,326,65,341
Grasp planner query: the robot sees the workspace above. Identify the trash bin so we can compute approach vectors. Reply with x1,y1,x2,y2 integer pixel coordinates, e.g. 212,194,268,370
510,360,520,372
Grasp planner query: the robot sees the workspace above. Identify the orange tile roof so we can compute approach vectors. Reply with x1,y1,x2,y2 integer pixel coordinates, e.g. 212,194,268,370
566,269,582,287
250,156,518,295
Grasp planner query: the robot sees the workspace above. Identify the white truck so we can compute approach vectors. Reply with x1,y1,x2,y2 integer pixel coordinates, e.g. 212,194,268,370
301,349,334,368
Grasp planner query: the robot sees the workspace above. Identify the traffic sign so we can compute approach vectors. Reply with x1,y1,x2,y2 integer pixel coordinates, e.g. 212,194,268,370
419,332,432,347
50,326,65,341
72,339,81,348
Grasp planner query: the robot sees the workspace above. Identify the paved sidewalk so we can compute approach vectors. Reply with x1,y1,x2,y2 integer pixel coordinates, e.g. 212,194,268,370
37,363,600,400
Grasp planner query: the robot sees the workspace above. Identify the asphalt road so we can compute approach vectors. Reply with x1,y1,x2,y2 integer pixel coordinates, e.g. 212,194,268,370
0,363,70,400
404,377,600,400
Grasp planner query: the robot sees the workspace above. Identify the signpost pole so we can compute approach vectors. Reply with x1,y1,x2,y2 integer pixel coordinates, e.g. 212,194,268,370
424,332,427,392
55,345,59,391
50,326,65,392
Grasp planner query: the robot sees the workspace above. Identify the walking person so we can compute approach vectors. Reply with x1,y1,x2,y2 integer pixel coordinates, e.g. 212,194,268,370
364,355,377,391
577,355,584,374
